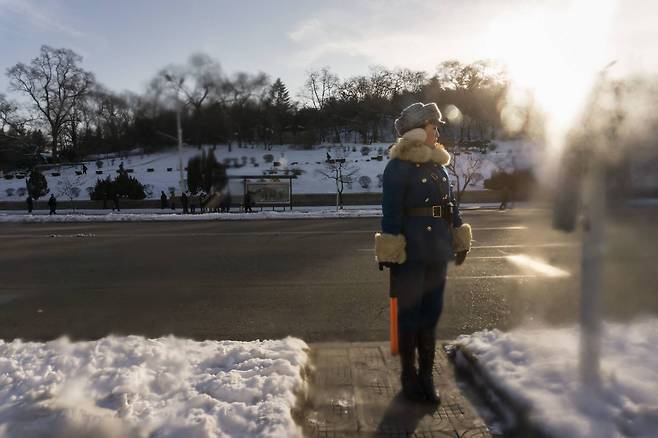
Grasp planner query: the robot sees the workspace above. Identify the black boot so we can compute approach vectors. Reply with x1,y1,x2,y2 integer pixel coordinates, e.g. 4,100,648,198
398,330,425,402
417,328,441,404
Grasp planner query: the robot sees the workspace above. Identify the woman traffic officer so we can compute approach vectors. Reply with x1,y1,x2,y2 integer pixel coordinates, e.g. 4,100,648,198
375,102,472,404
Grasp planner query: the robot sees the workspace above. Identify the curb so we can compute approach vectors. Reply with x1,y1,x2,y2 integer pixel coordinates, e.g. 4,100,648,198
448,344,551,438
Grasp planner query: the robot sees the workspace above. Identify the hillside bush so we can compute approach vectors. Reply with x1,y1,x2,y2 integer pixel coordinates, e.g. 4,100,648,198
26,169,49,199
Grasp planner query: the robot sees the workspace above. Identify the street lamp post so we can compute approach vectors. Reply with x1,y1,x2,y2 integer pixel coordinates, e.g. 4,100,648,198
164,74,187,194
175,103,185,193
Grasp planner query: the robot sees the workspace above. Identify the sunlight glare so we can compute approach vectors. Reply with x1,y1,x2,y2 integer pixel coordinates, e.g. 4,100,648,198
486,0,617,163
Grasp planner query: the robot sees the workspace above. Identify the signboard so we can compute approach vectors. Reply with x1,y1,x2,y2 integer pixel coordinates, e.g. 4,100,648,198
246,181,290,204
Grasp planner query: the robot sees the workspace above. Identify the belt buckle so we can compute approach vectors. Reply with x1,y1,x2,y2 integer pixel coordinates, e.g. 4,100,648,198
432,205,442,218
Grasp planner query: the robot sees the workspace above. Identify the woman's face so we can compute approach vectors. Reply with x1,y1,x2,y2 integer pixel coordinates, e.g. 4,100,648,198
423,123,439,146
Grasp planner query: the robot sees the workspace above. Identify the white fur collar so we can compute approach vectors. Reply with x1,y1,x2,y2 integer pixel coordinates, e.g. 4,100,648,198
388,128,451,165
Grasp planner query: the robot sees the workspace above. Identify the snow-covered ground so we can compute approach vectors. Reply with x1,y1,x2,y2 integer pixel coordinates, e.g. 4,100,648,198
0,336,308,438
0,203,500,223
0,208,383,223
457,319,658,438
0,141,539,201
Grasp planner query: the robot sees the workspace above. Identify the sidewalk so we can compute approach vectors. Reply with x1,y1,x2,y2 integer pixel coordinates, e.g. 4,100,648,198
302,342,490,437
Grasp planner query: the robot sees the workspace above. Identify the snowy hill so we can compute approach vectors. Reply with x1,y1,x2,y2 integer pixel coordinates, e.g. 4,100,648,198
0,141,540,201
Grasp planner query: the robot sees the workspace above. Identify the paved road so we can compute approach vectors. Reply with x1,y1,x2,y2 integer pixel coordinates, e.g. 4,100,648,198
1,207,656,342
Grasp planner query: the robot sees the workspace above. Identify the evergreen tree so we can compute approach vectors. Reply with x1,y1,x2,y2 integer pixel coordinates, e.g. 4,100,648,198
266,78,293,144
269,78,291,111
26,169,49,199
90,174,147,200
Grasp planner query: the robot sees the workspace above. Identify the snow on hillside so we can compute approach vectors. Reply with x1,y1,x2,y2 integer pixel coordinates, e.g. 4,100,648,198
0,141,540,201
0,336,308,438
457,319,658,438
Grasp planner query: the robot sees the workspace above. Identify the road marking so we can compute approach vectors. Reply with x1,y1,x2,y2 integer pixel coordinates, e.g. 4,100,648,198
0,226,530,239
504,254,571,278
0,295,19,305
0,230,373,238
472,243,576,249
472,226,528,230
358,242,575,252
448,274,541,279
49,233,96,238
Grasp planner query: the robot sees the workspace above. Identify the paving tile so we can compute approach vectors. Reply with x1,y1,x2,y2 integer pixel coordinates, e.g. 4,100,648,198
303,342,491,437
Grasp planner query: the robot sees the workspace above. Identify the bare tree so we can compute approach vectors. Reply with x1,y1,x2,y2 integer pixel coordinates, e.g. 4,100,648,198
222,71,269,148
154,53,224,112
446,148,483,204
57,175,82,210
0,94,25,133
302,67,339,110
6,46,95,157
315,147,359,210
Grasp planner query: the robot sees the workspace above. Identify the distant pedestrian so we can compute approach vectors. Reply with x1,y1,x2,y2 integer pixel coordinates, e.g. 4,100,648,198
181,191,189,214
199,192,206,214
160,191,168,209
244,191,253,213
112,193,120,212
48,194,57,215
26,195,34,214
220,194,231,213
499,186,509,210
170,192,176,210
82,164,88,174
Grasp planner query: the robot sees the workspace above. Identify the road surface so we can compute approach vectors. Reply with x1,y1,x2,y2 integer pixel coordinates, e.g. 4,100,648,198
0,207,656,341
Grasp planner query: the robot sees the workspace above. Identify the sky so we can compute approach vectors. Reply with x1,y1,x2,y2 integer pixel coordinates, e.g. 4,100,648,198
1,0,657,100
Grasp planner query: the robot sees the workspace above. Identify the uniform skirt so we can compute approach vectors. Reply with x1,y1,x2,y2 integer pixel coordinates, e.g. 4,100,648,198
391,261,448,332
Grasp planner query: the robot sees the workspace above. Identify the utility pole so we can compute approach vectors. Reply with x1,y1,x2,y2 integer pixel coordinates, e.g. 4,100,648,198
554,61,617,393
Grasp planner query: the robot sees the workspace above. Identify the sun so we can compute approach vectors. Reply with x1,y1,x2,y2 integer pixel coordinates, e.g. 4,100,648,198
485,0,617,150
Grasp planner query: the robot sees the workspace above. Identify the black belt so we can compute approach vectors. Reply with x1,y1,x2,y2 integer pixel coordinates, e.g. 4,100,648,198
405,205,452,219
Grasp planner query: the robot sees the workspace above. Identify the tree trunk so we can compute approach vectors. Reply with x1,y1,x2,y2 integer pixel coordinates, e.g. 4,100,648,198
51,125,59,158
70,119,78,157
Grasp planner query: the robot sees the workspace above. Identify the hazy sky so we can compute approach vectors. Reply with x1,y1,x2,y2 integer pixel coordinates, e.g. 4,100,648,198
1,0,656,98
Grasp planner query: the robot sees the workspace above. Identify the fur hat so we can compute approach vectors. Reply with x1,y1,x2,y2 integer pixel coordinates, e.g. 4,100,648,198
394,102,445,136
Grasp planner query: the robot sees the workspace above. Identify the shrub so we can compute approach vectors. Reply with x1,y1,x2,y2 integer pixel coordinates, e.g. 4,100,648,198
361,146,371,156
187,150,228,195
484,169,536,196
90,174,147,200
5,188,14,197
96,160,103,169
17,187,26,197
263,154,274,163
358,175,372,189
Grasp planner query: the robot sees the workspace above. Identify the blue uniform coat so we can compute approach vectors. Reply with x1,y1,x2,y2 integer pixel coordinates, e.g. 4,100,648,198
374,128,472,331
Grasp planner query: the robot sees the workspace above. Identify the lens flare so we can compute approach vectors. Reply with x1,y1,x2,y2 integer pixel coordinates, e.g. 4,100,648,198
444,104,463,124
486,0,617,179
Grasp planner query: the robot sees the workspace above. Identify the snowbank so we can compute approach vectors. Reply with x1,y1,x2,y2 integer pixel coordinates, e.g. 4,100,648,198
0,209,382,223
457,320,658,438
0,336,308,438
